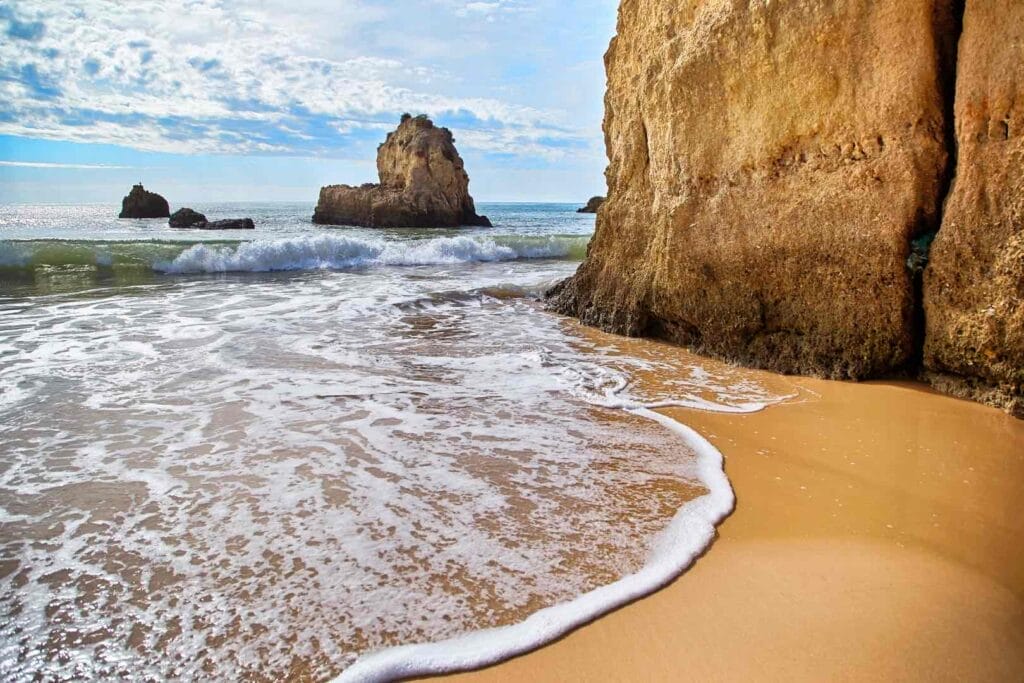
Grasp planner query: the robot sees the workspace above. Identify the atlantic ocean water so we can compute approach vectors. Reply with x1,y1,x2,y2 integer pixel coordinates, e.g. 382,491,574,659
0,203,782,680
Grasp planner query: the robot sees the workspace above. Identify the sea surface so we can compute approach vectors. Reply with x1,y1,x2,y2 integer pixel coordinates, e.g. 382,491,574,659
0,203,780,680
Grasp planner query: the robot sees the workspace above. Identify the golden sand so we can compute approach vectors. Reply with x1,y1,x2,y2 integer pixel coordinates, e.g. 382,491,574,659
436,345,1024,682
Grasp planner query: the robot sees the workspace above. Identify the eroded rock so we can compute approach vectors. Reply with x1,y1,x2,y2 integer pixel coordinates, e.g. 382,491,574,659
551,0,955,380
119,184,170,219
205,219,255,230
924,0,1024,416
169,208,255,230
313,114,491,229
577,196,605,214
169,208,207,228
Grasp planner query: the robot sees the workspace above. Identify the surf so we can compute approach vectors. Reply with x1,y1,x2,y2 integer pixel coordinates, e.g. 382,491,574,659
0,234,590,277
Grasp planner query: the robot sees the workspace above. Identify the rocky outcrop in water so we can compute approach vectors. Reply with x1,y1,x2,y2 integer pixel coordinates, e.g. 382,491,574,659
119,184,170,219
577,196,605,214
205,219,255,230
169,208,207,228
924,1,1024,417
313,114,491,229
169,208,255,230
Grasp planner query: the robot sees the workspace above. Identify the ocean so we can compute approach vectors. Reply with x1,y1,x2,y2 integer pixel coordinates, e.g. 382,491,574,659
0,203,780,680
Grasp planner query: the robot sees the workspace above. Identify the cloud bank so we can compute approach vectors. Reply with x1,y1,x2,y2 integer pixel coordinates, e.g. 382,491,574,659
0,0,606,163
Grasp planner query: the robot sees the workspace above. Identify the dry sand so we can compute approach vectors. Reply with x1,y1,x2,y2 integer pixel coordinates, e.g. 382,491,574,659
436,346,1024,682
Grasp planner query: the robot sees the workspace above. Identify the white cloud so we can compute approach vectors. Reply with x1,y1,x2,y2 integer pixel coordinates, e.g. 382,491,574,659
0,0,602,161
0,161,134,169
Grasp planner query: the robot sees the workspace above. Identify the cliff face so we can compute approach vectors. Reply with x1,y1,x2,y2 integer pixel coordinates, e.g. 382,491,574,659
553,0,956,380
314,115,491,228
923,1,1024,417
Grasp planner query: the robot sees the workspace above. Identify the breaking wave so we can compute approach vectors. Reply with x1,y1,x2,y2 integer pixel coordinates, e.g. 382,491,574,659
0,234,589,276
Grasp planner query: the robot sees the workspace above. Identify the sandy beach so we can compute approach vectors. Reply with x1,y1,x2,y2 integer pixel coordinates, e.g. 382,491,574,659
438,340,1024,682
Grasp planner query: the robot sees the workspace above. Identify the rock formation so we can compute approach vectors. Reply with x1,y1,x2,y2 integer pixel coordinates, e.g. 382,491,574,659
551,0,1024,415
169,208,254,230
169,208,207,228
924,1,1024,417
204,219,255,230
577,196,605,214
552,0,956,381
313,114,491,229
119,184,170,219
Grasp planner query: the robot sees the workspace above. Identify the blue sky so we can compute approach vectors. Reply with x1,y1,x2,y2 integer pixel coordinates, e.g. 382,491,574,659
0,0,618,203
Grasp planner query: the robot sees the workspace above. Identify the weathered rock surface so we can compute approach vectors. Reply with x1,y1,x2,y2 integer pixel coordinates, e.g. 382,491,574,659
552,0,955,380
577,196,605,214
924,1,1024,416
313,114,491,228
119,184,169,219
169,208,207,228
169,208,255,230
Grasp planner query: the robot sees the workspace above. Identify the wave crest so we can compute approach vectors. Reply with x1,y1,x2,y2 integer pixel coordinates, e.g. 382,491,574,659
0,235,588,275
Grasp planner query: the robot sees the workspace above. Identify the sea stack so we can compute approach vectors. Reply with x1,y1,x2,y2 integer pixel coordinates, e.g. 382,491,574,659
313,114,491,229
119,184,170,219
577,196,605,214
552,1,1020,415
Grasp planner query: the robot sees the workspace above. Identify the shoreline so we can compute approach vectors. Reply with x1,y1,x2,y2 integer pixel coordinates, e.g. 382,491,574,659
434,344,1024,681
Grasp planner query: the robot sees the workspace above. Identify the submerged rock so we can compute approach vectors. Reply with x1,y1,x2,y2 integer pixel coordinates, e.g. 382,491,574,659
924,1,1024,417
169,208,255,230
169,208,207,228
551,0,955,381
119,184,170,219
313,114,491,228
576,196,605,214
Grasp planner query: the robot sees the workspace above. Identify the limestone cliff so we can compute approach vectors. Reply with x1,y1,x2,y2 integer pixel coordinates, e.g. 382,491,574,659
552,0,956,380
313,115,491,229
924,1,1024,416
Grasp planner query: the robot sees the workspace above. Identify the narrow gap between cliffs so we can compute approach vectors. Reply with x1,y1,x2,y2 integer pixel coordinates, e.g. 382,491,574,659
906,0,966,373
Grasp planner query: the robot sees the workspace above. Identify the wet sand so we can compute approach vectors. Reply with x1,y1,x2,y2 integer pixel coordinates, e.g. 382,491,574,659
438,350,1024,681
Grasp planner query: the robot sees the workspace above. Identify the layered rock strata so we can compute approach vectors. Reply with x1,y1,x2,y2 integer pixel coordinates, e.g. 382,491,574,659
924,1,1024,416
119,184,170,219
313,114,491,228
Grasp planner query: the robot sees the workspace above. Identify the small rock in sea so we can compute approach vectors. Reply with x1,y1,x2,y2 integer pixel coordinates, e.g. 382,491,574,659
204,218,255,230
119,184,170,219
169,209,255,230
169,208,208,228
576,196,605,213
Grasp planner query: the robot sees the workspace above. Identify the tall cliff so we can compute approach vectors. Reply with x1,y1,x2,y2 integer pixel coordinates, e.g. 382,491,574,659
554,0,1021,415
314,115,491,229
924,0,1024,417
553,0,955,380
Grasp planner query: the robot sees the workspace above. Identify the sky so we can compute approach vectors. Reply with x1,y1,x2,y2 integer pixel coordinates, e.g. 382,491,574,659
0,0,618,204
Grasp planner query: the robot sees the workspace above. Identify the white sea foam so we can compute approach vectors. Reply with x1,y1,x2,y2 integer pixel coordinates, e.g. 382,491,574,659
336,372,762,682
0,254,788,681
157,234,584,274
